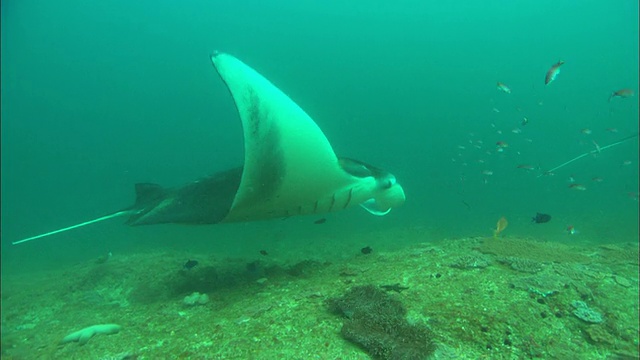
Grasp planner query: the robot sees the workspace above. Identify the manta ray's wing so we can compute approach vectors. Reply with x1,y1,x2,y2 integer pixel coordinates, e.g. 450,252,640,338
210,52,405,222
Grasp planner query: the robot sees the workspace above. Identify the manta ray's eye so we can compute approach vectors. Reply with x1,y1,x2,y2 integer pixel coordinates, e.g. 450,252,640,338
382,175,398,189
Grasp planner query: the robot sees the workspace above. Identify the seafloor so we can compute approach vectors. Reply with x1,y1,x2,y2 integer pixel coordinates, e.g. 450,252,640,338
1,227,638,359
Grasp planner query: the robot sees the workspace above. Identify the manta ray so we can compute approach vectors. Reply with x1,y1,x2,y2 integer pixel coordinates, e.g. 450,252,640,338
12,52,406,245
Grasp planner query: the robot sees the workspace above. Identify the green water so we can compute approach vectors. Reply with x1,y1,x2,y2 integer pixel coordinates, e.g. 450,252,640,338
2,1,638,269
1,2,638,359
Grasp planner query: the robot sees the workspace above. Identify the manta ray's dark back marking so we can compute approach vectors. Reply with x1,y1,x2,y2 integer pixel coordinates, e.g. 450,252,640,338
133,183,165,207
243,88,285,205
247,89,262,137
127,168,242,226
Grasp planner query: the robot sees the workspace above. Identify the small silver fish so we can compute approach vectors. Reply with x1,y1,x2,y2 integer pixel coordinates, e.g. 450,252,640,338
496,82,511,94
545,60,565,85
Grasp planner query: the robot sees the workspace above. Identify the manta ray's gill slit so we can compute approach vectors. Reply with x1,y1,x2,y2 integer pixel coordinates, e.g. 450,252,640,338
313,200,319,213
329,193,336,211
343,188,354,209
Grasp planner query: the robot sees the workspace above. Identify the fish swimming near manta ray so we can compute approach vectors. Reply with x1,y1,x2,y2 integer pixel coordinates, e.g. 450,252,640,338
532,213,552,224
12,52,406,245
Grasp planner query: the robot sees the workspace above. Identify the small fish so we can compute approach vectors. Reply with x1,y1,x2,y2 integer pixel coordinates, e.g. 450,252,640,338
605,127,618,133
580,128,592,135
380,283,409,293
511,128,522,134
259,250,268,256
521,117,529,126
492,107,501,113
622,160,632,166
496,141,508,148
545,60,565,85
532,212,551,224
494,216,508,238
591,177,603,182
566,225,578,235
517,164,536,171
314,218,327,224
361,246,373,254
497,82,512,94
481,170,494,176
183,259,199,270
608,88,634,102
95,251,113,264
568,183,587,191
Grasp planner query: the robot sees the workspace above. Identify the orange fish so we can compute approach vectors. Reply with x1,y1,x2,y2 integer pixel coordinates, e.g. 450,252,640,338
608,88,634,102
545,60,565,85
497,82,511,94
494,216,508,238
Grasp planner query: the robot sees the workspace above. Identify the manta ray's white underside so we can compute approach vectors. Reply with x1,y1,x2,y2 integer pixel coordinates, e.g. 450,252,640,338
211,53,405,222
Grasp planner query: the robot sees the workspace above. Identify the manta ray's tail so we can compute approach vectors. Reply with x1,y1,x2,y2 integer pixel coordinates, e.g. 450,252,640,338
11,211,132,245
12,183,167,245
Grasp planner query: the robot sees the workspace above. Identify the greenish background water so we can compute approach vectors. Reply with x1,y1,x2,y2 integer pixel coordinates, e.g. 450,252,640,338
2,0,638,273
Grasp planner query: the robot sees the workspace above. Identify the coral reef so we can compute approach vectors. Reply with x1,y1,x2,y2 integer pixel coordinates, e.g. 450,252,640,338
498,256,543,273
182,292,210,306
571,301,604,324
2,236,637,359
477,237,591,263
449,253,491,269
327,285,435,359
510,271,568,297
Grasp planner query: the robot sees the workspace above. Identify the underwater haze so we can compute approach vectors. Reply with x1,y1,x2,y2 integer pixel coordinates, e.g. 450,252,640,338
1,0,639,358
3,0,638,268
